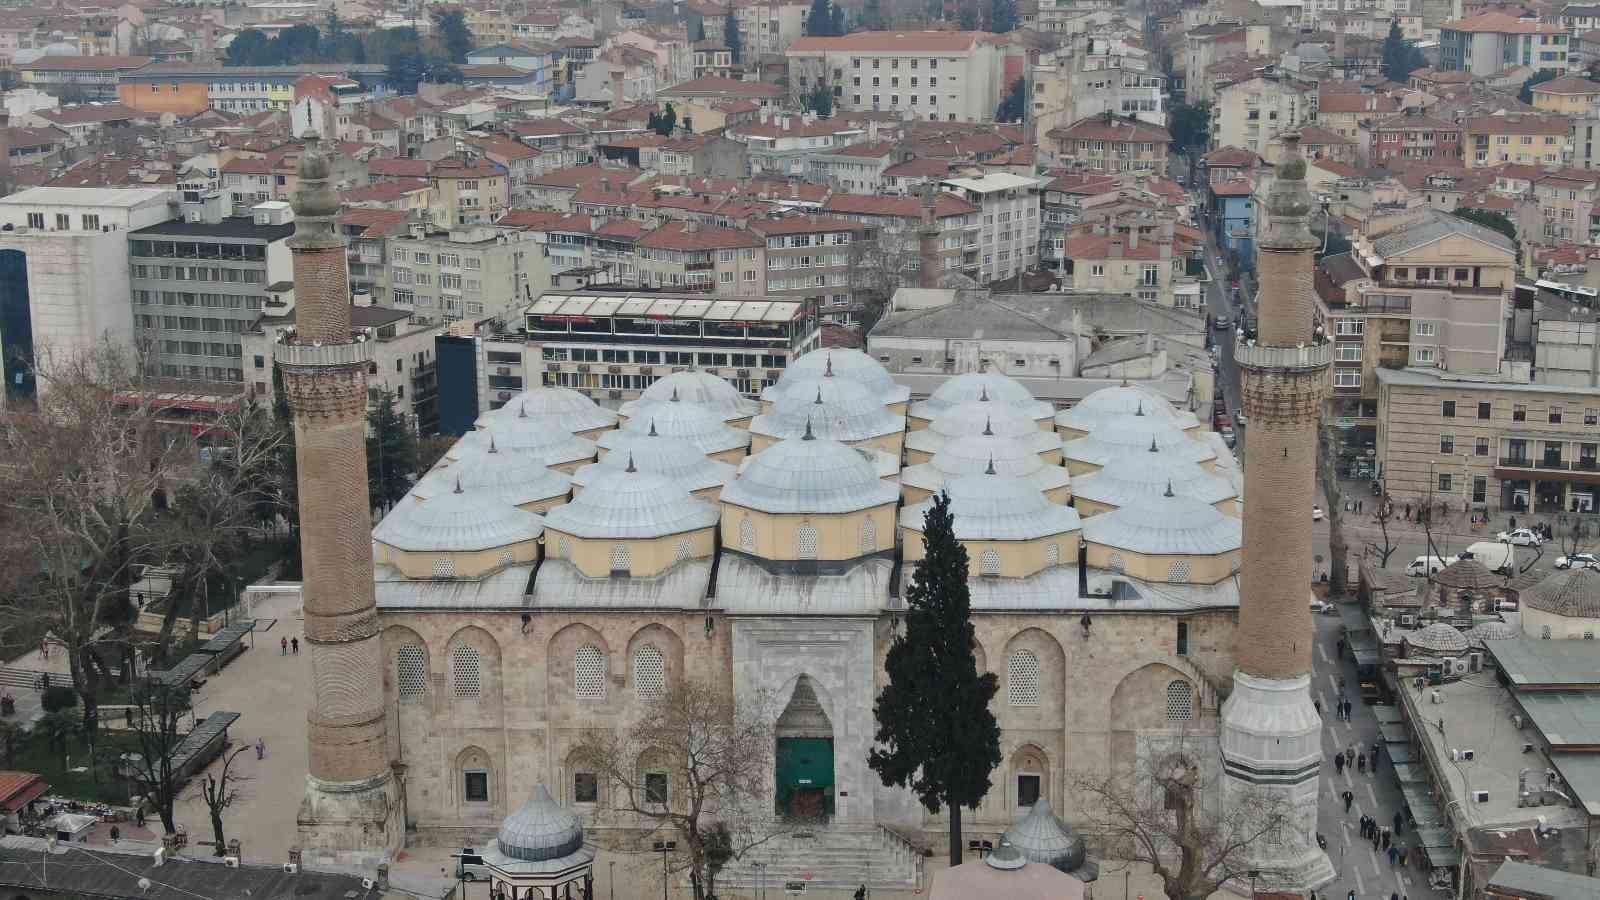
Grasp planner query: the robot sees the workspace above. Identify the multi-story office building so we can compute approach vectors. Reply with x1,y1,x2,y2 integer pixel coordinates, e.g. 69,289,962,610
17,55,152,102
525,290,820,400
939,173,1043,285
785,31,1008,123
128,202,296,386
1439,11,1569,76
387,224,549,325
0,186,177,403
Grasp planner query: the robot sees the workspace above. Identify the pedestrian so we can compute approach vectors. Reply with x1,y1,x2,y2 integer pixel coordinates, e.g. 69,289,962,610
1392,892,1400,900
291,637,299,655
855,886,866,900
1335,752,1346,774
1399,847,1408,867
135,809,145,828
39,639,47,660
1383,829,1392,851
1348,891,1356,900
1394,810,1404,834
1343,790,1353,812
1405,502,1411,519
1388,845,1398,865
109,825,120,844
1345,699,1354,720
1314,698,1322,715
1357,752,1366,773
1348,741,1356,762
1359,499,1364,514
1372,831,1380,852
1337,638,1346,655
256,737,265,760
281,636,288,656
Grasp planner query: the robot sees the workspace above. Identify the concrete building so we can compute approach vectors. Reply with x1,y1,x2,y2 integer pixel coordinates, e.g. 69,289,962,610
1043,114,1171,174
785,31,1008,123
388,224,549,326
1030,46,1166,142
17,55,152,102
429,156,510,228
1060,224,1184,305
749,216,875,315
1366,110,1464,164
1210,74,1313,157
821,192,981,288
128,203,296,386
939,173,1043,285
724,111,865,177
1530,74,1600,114
1465,113,1574,167
1440,11,1570,76
635,222,765,294
0,186,176,403
1534,318,1600,387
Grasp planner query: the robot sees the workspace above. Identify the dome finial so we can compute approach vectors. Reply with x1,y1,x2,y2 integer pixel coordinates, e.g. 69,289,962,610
454,475,464,494
488,434,498,453
983,415,993,436
979,384,990,402
649,419,658,437
1149,436,1159,453
825,353,834,377
803,415,815,440
985,455,996,475
671,386,680,402
1164,480,1175,497
518,400,529,419
1135,400,1144,416
626,453,637,473
814,385,824,405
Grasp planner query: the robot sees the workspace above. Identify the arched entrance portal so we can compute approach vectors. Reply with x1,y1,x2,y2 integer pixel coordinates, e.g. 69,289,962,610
775,675,834,819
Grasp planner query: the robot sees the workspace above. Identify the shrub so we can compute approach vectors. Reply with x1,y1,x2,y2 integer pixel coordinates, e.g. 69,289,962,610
41,686,78,713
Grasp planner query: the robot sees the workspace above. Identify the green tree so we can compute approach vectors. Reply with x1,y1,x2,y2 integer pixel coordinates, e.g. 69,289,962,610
1381,20,1426,83
692,19,706,42
651,102,678,136
432,9,474,63
367,389,418,514
831,4,845,35
869,492,1001,867
995,77,1025,122
990,0,1018,33
724,14,742,63
36,710,83,768
805,0,835,36
958,2,980,31
1519,68,1559,103
1454,207,1518,244
275,23,322,62
225,29,275,66
1168,101,1211,153
862,0,885,30
805,82,834,117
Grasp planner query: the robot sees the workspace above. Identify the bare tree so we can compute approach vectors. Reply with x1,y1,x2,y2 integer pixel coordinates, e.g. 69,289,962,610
1074,733,1296,900
1559,517,1593,560
1317,424,1349,595
570,680,785,900
1364,490,1399,567
122,678,190,834
198,745,251,856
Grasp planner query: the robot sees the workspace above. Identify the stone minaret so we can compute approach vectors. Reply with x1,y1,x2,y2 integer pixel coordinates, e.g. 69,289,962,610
1218,134,1335,892
277,116,401,862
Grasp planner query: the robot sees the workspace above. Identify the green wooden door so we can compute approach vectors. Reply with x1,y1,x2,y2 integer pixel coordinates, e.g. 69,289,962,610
776,738,834,817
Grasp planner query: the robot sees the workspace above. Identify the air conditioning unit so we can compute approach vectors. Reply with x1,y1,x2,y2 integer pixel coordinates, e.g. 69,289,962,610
546,363,562,372
1400,614,1417,627
1469,652,1484,673
362,878,376,890
1514,715,1526,728
496,366,511,375
1431,690,1443,704
224,857,241,868
577,364,590,373
497,391,513,401
1463,749,1476,761
282,863,299,874
1475,790,1491,803
1452,658,1471,676
1442,656,1457,673
704,368,719,375
186,211,203,223
767,369,782,379
608,365,621,373
640,366,654,375
737,368,750,377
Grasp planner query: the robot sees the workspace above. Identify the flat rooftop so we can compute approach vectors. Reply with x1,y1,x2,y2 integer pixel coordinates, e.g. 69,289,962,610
1488,858,1600,899
0,186,173,208
1518,692,1600,750
1487,637,1600,689
132,217,295,241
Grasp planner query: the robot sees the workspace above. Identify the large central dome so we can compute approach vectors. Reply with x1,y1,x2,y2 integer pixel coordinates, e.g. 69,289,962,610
752,377,904,444
768,348,909,406
545,462,719,539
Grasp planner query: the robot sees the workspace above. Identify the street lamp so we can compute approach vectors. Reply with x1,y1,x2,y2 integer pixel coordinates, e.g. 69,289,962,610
653,840,676,900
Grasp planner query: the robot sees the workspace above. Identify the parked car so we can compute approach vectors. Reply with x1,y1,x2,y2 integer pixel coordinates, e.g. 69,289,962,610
1556,553,1600,571
1406,555,1458,577
1497,528,1544,547
1312,505,1325,521
1214,315,1231,330
1311,600,1335,614
1220,426,1236,447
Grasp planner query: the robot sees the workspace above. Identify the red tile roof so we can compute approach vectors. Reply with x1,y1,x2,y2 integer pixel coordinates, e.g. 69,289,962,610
511,118,589,137
430,157,506,178
1063,232,1167,260
660,76,786,98
1050,114,1171,143
1299,125,1354,145
1465,113,1571,135
884,157,951,178
369,157,430,178
19,54,151,70
1203,146,1263,167
0,772,47,813
1211,178,1255,197
34,103,139,125
1443,11,1564,33
340,178,429,202
1530,74,1600,95
638,221,763,250
340,207,410,237
822,192,979,219
749,215,872,236
1317,90,1400,114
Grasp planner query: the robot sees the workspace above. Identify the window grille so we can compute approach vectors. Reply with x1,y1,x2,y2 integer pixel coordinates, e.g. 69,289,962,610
797,523,818,559
633,645,666,700
499,550,515,567
559,537,572,558
432,557,456,577
860,517,877,553
1107,552,1125,573
1168,560,1192,583
396,646,426,699
1166,680,1194,720
675,539,692,562
981,549,1002,576
1045,543,1060,567
1007,650,1040,706
451,644,482,699
739,516,756,552
575,645,606,699
610,544,630,572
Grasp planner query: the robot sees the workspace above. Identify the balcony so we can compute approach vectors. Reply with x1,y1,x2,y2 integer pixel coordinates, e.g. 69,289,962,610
685,261,715,272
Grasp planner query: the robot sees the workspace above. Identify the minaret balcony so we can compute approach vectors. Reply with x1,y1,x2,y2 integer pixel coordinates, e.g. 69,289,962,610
1234,341,1331,373
275,339,374,368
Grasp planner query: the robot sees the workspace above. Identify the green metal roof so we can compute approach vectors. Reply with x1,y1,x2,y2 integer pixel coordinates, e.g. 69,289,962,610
1487,637,1600,688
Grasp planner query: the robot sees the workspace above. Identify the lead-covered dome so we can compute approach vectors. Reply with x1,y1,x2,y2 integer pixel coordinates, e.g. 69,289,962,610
374,482,545,552
1521,568,1600,618
909,372,1055,424
1063,416,1215,473
1468,620,1518,647
1071,443,1236,514
768,349,909,406
1056,385,1200,436
1004,797,1088,872
902,433,1072,500
496,785,584,862
449,417,598,469
545,461,719,539
751,377,904,445
412,438,572,508
476,385,617,434
623,371,758,423
576,431,735,496
901,472,1080,541
721,432,900,514
604,400,750,457
1082,489,1240,556
907,402,1064,461
1407,622,1469,654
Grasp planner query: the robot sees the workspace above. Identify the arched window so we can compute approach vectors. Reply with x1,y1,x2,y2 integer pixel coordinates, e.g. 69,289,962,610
1166,680,1194,720
610,544,630,573
739,516,756,553
1007,650,1040,706
451,644,481,699
432,557,456,578
633,644,666,700
396,645,427,700
575,645,607,700
860,517,877,554
797,522,818,559
980,549,1002,576
1045,543,1060,567
1168,560,1192,583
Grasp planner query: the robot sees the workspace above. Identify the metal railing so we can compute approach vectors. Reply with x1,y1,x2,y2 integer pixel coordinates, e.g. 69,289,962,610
1234,341,1331,371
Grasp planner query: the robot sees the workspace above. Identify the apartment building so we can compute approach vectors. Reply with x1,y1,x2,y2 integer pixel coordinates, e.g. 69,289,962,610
1375,368,1600,514
505,211,646,283
1366,110,1464,164
785,31,1008,123
724,111,865,177
340,208,409,305
526,290,821,400
117,63,387,116
128,204,295,386
1060,223,1185,305
1044,113,1171,173
1315,86,1400,143
429,156,510,227
635,221,764,294
18,55,151,102
1465,113,1573,166
1525,170,1600,243
736,0,807,61
806,142,899,193
1183,25,1248,105
387,224,549,325
1440,11,1569,76
1031,52,1167,143
939,173,1043,285
1530,75,1600,114
821,191,979,285
1210,74,1312,157
748,215,874,316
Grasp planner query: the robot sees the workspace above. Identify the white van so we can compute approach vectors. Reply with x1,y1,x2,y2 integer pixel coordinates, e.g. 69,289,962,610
1405,555,1458,577
1461,542,1515,575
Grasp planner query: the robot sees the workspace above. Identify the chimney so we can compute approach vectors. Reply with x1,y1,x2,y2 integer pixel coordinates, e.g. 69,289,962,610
685,220,699,233
1107,238,1124,258
1128,228,1139,250
868,119,879,143
600,176,610,191
918,183,941,289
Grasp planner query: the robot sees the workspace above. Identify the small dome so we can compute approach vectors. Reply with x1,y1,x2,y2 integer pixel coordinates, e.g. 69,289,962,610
413,439,571,507
1521,569,1600,618
477,386,618,433
1082,490,1241,556
374,483,544,552
545,463,719,539
1064,417,1215,469
1071,446,1235,510
911,372,1054,422
575,432,735,495
629,371,758,421
901,473,1080,542
906,433,1071,498
607,400,749,456
752,377,904,443
1433,558,1500,591
722,434,900,514
770,349,909,405
497,785,584,862
454,419,597,468
984,838,1027,871
1004,797,1087,872
1056,386,1201,434
1407,623,1470,653
909,402,1063,458
1468,620,1519,646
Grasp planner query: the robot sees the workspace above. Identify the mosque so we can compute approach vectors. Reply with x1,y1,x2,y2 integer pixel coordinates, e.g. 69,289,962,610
370,352,1248,859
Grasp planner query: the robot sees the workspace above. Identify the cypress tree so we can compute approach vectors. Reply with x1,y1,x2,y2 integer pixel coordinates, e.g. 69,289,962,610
724,14,742,63
869,491,1001,867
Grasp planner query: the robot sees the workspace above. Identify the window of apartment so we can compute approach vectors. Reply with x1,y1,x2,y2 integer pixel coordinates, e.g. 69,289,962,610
1090,264,1105,276
54,214,69,231
25,213,43,230
1440,435,1454,454
1454,268,1469,281
1415,321,1436,336
1415,348,1435,364
81,214,100,231
1438,473,1452,492
1514,403,1527,421
1587,408,1599,425
1473,476,1487,503
1473,436,1490,457
1334,372,1361,388
1393,267,1409,280
645,772,669,805
1550,405,1563,424
1334,318,1364,336
1441,400,1456,418
1336,345,1362,362
1478,402,1492,420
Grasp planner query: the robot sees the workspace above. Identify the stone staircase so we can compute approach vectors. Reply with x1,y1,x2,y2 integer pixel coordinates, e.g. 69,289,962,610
717,824,925,894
